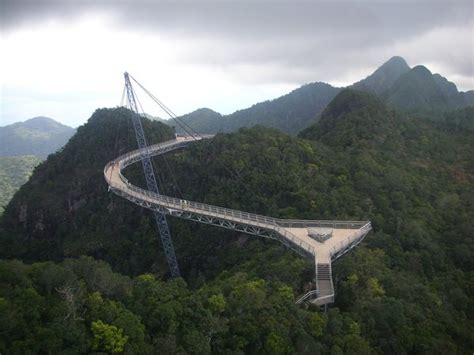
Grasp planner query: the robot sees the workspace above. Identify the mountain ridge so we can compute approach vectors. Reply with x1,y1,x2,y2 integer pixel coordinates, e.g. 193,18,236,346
174,56,473,135
175,82,341,135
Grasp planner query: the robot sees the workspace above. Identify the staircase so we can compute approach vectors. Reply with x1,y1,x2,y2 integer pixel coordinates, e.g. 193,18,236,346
296,262,335,306
313,263,334,305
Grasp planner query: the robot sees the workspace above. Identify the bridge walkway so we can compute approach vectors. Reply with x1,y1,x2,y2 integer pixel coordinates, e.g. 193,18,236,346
104,136,372,305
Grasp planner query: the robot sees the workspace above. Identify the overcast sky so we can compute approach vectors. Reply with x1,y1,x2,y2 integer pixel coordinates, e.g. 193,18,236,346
1,0,473,127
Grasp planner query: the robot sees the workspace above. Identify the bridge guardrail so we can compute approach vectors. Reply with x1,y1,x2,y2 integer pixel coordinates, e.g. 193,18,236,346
111,170,316,256
104,136,371,260
328,222,372,258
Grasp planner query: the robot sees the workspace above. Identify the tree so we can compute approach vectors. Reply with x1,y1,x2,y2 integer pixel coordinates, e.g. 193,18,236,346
91,320,128,354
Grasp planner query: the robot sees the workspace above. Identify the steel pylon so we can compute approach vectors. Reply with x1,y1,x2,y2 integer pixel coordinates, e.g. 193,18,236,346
123,72,180,277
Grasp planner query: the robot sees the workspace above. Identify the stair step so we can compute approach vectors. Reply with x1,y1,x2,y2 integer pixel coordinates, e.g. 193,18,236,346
317,264,332,280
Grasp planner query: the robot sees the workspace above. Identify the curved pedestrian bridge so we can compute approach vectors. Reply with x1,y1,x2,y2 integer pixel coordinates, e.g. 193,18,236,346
104,135,372,306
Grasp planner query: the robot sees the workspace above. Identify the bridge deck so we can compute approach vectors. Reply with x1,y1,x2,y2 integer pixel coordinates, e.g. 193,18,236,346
104,136,371,305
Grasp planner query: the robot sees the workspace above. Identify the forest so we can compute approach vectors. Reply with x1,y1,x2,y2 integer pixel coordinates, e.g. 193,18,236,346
0,155,42,214
0,90,473,354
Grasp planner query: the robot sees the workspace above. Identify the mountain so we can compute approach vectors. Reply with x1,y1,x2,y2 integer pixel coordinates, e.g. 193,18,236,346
176,82,341,135
176,56,472,137
351,57,474,115
352,56,411,95
1,95,473,352
0,116,75,157
173,108,223,133
463,90,474,106
384,65,470,113
0,108,176,274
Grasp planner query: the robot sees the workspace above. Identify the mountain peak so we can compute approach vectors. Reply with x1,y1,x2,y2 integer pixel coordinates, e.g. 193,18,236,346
410,65,432,77
190,107,220,115
351,56,410,95
0,116,75,157
383,56,409,68
20,116,72,131
26,116,57,124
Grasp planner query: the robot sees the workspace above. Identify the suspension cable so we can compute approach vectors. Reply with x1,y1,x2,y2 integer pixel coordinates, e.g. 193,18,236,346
120,84,127,107
128,74,201,139
126,73,260,200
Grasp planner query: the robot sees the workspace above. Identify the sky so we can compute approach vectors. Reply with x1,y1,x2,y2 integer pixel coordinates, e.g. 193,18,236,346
1,0,473,128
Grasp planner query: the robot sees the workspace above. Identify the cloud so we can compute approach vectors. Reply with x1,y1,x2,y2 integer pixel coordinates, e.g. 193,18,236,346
0,0,473,126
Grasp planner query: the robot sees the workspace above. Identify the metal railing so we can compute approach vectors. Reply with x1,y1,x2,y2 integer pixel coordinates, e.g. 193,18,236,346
328,222,372,258
104,137,371,260
276,219,367,229
104,136,373,307
296,290,318,304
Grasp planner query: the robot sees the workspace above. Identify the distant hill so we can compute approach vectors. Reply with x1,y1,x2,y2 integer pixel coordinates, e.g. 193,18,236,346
176,82,341,135
384,65,455,112
0,116,75,157
176,56,473,136
173,108,223,133
351,56,411,95
0,117,76,214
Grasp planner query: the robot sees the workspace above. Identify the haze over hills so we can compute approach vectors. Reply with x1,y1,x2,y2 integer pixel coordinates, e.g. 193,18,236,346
173,56,473,135
174,82,341,135
0,117,76,214
0,116,75,157
384,65,474,112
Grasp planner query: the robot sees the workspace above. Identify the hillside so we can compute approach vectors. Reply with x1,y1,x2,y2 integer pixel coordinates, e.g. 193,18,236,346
1,95,473,352
0,108,176,274
0,155,42,214
176,82,341,135
300,89,397,148
384,65,470,113
0,116,75,157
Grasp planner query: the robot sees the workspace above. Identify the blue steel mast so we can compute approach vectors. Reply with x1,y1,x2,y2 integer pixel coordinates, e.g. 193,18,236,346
123,72,180,277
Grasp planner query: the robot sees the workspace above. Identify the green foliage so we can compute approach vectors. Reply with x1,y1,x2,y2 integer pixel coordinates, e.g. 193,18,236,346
208,294,226,313
91,320,128,354
0,90,473,353
309,312,325,338
0,155,42,214
383,65,468,114
0,108,175,275
177,82,340,135
444,106,474,131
